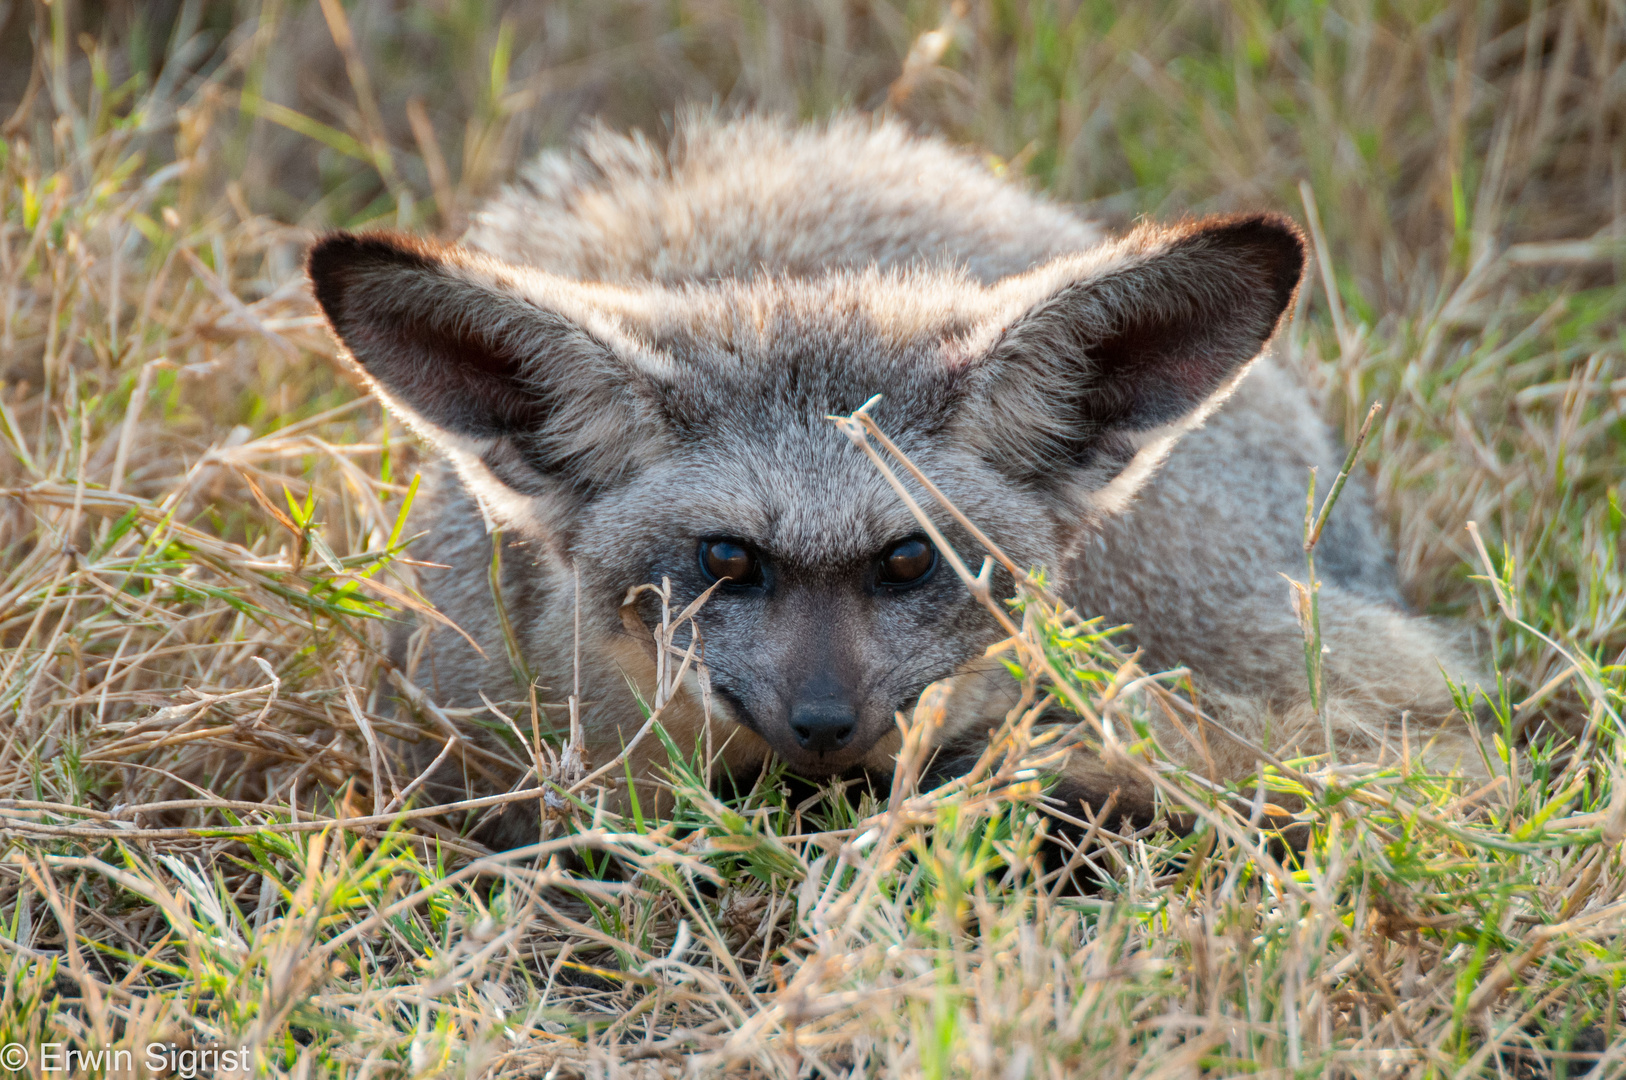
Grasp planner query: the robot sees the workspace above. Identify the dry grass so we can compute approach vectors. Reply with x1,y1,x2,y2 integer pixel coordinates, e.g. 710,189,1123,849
0,1,1624,1076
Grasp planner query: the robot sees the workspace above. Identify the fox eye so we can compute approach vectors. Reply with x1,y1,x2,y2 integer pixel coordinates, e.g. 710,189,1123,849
878,537,936,587
699,539,763,586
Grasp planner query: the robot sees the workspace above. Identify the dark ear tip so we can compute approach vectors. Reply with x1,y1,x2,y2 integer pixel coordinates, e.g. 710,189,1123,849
307,229,439,277
307,230,443,321
307,230,358,275
1194,212,1306,262
307,232,360,317
307,233,355,322
1181,212,1307,311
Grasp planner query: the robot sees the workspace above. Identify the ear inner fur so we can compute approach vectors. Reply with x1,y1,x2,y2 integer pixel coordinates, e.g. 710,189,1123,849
971,213,1306,489
307,231,672,508
311,232,588,439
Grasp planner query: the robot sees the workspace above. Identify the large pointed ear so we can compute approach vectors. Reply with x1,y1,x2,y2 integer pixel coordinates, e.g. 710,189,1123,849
308,232,667,519
962,213,1305,512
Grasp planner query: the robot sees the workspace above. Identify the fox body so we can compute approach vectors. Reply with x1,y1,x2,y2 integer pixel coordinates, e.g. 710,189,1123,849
309,115,1485,838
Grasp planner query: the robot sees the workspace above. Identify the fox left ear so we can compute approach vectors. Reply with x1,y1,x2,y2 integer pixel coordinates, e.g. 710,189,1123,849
962,213,1305,509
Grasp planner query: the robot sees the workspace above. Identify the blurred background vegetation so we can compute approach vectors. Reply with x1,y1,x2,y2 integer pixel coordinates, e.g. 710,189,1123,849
7,1,1618,276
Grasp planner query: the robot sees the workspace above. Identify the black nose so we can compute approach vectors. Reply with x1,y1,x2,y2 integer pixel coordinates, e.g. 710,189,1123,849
789,701,857,754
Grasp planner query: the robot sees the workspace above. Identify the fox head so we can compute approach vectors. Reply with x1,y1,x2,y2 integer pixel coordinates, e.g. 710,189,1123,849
309,215,1304,776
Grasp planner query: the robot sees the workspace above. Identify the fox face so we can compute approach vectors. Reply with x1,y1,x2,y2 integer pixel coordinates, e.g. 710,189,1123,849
308,215,1304,777
572,412,1008,774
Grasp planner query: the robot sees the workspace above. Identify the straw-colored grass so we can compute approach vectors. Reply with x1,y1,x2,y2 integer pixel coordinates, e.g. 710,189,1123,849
1,1,1623,1076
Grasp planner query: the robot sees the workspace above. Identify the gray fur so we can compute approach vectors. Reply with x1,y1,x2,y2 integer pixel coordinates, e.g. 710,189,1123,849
308,113,1488,836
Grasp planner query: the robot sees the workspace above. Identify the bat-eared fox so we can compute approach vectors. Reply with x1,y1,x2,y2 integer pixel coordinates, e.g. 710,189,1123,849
308,113,1488,847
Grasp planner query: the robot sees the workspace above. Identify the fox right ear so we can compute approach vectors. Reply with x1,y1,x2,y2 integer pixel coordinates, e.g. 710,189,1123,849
308,233,666,506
